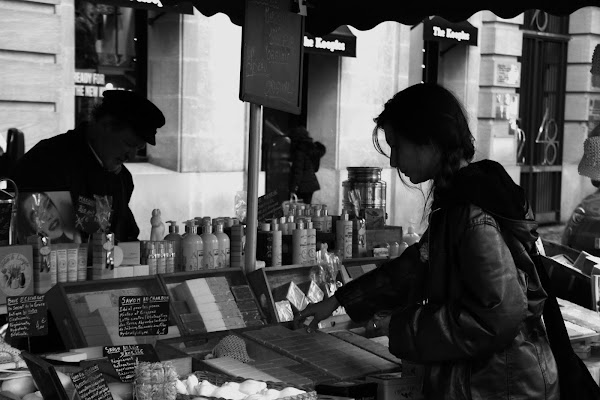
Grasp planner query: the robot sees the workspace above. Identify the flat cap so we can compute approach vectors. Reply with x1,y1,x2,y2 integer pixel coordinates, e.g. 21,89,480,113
100,90,165,145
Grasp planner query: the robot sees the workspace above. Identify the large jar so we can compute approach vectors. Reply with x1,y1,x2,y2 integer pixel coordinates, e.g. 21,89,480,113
342,167,386,218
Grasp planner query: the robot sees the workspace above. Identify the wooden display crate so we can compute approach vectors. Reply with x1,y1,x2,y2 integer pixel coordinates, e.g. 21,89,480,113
44,276,180,350
246,257,389,329
157,267,267,337
157,325,333,387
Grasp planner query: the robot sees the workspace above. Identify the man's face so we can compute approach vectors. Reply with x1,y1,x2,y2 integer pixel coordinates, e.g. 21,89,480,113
95,118,146,173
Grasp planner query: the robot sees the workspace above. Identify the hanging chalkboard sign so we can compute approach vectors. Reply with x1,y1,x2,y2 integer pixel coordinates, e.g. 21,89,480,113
118,295,169,336
258,190,284,222
7,295,48,337
103,344,160,383
71,364,113,400
239,0,305,114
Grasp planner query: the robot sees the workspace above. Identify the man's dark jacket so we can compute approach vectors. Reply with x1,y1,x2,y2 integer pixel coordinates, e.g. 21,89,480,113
335,160,559,399
10,126,140,242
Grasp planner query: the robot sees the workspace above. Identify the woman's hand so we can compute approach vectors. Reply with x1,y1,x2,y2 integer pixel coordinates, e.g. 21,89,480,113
295,295,340,332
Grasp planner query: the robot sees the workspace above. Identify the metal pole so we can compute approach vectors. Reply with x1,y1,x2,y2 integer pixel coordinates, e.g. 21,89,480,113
244,103,262,273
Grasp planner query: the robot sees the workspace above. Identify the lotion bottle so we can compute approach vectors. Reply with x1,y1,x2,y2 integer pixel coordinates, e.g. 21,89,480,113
164,221,183,271
292,219,308,265
322,205,332,233
336,210,353,260
215,221,230,269
201,223,219,269
182,220,203,271
306,221,317,265
271,219,282,267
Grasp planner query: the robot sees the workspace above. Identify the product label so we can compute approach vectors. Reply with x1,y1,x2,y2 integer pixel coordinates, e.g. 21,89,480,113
212,249,219,269
344,225,353,258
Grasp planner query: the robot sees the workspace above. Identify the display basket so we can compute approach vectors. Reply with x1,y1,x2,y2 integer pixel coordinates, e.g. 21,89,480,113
176,370,317,400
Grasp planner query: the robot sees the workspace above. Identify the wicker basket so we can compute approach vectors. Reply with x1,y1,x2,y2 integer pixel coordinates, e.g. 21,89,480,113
176,370,317,400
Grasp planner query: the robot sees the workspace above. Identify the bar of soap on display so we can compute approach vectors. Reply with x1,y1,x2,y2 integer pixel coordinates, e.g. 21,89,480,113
134,264,150,276
303,280,324,303
118,241,141,265
273,281,308,312
275,300,294,322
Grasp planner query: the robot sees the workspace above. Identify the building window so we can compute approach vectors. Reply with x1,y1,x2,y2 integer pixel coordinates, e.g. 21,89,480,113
74,1,148,159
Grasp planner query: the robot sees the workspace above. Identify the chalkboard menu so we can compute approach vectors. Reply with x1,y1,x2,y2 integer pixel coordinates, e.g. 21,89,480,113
7,295,48,337
258,190,284,222
103,344,159,383
118,295,169,336
71,364,113,400
240,0,304,114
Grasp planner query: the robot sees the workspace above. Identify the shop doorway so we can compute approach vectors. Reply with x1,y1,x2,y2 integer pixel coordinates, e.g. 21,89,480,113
518,10,569,224
262,55,309,206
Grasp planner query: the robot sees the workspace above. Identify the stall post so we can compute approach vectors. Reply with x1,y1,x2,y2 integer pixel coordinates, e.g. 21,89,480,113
245,103,262,273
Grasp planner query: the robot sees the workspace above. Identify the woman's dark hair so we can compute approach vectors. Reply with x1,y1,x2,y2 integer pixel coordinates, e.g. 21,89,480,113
372,83,475,209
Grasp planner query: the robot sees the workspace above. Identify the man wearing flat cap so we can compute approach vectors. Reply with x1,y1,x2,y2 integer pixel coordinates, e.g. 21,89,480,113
10,90,165,242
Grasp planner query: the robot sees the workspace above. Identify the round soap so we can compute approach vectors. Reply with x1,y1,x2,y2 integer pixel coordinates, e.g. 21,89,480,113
113,245,124,267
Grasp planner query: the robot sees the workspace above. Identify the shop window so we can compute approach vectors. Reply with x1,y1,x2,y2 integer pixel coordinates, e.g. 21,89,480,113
74,0,148,160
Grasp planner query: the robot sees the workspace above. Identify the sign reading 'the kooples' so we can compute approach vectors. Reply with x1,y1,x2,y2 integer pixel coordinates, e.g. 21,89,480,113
423,17,478,46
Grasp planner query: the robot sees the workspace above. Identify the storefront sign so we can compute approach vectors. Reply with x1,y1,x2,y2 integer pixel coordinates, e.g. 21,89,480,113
75,71,106,98
118,295,169,336
423,17,478,46
303,26,356,57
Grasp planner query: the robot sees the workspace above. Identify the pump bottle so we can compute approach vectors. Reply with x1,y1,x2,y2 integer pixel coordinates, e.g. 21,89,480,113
336,210,353,260
201,223,219,269
403,225,421,246
292,219,308,265
164,220,183,271
306,221,316,264
214,221,230,268
182,221,203,271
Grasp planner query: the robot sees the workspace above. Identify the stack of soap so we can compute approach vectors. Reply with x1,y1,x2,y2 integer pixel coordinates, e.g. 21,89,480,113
173,277,245,332
230,285,264,326
272,281,308,312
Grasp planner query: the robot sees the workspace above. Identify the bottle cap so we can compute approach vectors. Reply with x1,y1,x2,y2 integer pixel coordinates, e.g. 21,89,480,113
297,220,305,230
261,223,271,231
307,221,313,229
166,220,178,233
287,215,295,223
408,226,415,234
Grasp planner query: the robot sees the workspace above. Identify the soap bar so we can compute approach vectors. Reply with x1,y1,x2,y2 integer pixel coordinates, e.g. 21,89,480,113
118,241,141,265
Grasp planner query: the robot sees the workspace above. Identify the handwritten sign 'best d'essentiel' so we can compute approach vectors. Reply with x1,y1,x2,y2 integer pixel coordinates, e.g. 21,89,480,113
103,344,159,383
7,295,48,337
118,295,169,337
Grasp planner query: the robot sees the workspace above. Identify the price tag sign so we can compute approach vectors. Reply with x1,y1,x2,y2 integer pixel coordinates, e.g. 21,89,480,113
257,190,283,223
71,364,112,400
103,344,159,383
118,295,169,336
7,295,47,337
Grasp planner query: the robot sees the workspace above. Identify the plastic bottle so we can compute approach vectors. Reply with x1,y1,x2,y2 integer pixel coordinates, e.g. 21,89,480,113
156,241,167,274
164,221,183,271
403,225,421,246
293,219,308,265
271,218,282,267
322,205,332,233
215,221,230,268
147,242,158,275
312,209,325,232
336,210,353,259
150,209,165,241
306,221,317,265
182,220,203,271
201,223,219,269
166,241,176,273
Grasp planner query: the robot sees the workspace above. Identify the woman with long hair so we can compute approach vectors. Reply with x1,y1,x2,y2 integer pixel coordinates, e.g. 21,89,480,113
298,83,559,399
